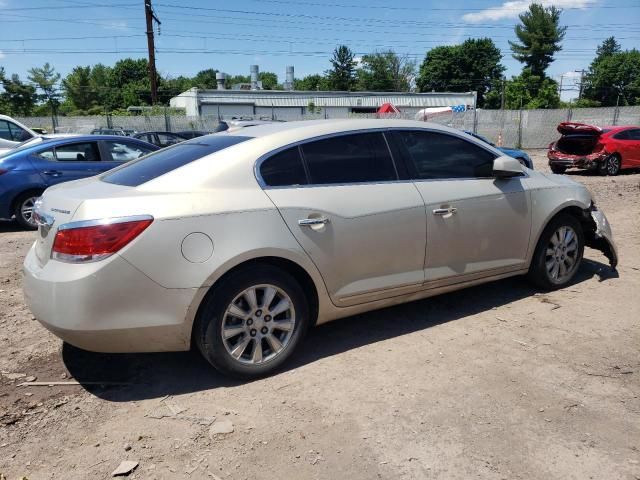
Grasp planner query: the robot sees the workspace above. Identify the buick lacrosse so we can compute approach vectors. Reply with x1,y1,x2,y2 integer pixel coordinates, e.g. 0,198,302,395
23,120,617,378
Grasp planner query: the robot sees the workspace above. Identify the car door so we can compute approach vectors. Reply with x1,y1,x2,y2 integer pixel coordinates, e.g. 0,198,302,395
624,128,640,165
390,129,531,285
29,141,103,185
262,131,427,307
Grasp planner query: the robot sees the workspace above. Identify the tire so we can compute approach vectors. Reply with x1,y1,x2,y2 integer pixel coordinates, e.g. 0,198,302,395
13,192,41,230
604,153,621,176
527,213,584,290
550,165,566,174
194,264,311,379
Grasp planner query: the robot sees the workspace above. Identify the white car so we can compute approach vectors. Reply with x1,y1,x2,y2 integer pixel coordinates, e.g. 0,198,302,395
0,115,37,150
23,119,617,378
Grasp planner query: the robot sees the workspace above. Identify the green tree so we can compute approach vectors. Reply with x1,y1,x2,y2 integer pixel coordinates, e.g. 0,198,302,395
583,49,640,106
62,66,94,111
357,51,415,92
1,72,37,116
509,4,566,78
417,38,504,107
595,36,621,62
502,69,560,109
160,76,195,100
28,62,61,117
326,45,357,91
193,69,219,89
89,63,116,111
294,74,330,91
225,74,250,89
259,72,280,90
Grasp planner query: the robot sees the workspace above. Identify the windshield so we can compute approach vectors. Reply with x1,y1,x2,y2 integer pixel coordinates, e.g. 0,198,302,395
102,135,252,187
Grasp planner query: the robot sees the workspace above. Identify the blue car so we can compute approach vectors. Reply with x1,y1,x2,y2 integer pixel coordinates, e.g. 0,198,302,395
0,135,158,229
464,131,533,169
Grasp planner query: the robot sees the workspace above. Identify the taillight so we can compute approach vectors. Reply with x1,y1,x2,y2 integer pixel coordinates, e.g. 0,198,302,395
52,216,153,263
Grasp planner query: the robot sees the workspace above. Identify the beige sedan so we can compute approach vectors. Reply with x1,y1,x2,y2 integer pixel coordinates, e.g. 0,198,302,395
23,119,617,378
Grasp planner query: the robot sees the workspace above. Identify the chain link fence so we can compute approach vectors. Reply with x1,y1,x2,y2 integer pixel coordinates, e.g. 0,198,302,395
15,106,640,149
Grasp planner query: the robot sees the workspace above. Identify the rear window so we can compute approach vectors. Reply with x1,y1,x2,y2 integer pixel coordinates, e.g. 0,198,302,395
102,136,252,187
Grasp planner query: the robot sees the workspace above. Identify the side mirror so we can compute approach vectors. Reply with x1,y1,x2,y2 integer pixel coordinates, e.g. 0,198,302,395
492,155,523,178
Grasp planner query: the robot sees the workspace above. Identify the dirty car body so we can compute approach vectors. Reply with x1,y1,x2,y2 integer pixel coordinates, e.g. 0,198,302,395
22,119,618,377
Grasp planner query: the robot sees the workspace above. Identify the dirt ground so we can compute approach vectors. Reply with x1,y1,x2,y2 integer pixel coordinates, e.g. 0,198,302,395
1,150,639,480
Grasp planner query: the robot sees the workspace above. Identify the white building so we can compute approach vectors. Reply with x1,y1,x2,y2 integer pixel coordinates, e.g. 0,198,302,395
170,88,476,120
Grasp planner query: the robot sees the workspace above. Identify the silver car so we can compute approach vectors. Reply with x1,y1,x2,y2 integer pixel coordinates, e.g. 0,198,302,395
23,120,618,378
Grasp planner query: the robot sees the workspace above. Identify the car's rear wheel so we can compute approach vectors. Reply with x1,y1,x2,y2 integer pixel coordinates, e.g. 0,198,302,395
528,214,584,290
604,153,621,176
13,192,41,230
550,165,566,174
194,264,310,378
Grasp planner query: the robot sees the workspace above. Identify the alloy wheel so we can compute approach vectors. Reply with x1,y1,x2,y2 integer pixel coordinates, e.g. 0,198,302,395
607,155,620,175
221,284,296,365
545,226,579,283
20,197,38,227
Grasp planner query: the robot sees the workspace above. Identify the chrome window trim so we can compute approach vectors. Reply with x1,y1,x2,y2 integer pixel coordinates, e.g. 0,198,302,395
254,126,516,190
57,214,154,232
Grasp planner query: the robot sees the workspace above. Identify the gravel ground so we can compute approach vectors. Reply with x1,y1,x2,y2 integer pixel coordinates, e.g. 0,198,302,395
1,150,639,480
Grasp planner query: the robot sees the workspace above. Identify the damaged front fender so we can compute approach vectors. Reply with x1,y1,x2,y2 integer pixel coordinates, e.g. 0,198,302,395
584,206,618,269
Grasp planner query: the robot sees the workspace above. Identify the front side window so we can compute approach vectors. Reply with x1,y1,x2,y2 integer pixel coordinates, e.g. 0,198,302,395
0,120,24,141
394,131,496,179
104,141,154,162
54,142,101,162
613,130,630,140
301,132,396,185
260,147,308,187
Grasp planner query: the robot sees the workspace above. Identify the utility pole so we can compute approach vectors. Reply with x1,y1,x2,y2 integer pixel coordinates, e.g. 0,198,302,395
558,74,563,97
574,69,587,100
500,76,505,110
144,0,161,104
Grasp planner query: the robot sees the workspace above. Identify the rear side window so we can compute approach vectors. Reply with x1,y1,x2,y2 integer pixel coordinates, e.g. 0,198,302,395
301,132,396,185
102,136,252,187
260,147,308,187
394,131,496,179
104,141,155,162
628,129,640,140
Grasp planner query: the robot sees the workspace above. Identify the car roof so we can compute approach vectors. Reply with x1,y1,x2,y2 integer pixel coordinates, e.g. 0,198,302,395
221,118,471,140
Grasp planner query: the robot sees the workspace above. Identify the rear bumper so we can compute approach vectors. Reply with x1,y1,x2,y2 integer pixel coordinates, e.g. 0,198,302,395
547,150,608,169
23,244,200,353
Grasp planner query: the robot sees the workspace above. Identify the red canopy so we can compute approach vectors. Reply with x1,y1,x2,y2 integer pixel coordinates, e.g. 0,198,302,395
377,103,401,114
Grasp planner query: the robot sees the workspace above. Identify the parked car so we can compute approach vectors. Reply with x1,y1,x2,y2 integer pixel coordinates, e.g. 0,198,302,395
0,115,37,149
548,123,640,175
91,128,127,136
133,131,187,148
0,135,158,229
176,130,211,139
23,120,617,378
465,131,533,169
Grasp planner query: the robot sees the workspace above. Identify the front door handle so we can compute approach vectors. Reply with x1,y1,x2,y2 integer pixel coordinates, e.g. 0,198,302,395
298,216,330,227
42,170,62,177
433,207,458,216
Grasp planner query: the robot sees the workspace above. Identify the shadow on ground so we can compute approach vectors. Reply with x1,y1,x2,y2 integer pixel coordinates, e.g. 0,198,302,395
0,220,24,233
62,258,617,402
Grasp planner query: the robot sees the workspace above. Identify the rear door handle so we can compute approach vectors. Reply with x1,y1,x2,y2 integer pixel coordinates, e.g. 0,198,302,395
298,216,330,226
433,207,457,216
42,170,62,177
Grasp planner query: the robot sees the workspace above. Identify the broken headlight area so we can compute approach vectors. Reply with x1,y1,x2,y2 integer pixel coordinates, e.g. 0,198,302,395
579,204,618,269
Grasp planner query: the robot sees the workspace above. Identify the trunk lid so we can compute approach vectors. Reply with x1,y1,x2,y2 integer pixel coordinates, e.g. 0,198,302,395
33,177,132,267
557,122,602,136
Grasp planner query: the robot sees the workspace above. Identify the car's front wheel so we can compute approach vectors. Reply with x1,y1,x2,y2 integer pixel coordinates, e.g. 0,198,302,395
528,214,584,290
194,264,310,378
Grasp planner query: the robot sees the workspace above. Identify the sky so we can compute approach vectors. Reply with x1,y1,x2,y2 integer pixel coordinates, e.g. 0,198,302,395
1,0,639,101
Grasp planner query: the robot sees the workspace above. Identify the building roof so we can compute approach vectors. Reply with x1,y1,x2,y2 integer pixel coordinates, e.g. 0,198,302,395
171,88,476,108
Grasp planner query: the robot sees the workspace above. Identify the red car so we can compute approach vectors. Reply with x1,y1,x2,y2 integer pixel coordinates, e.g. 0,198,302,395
548,123,640,175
